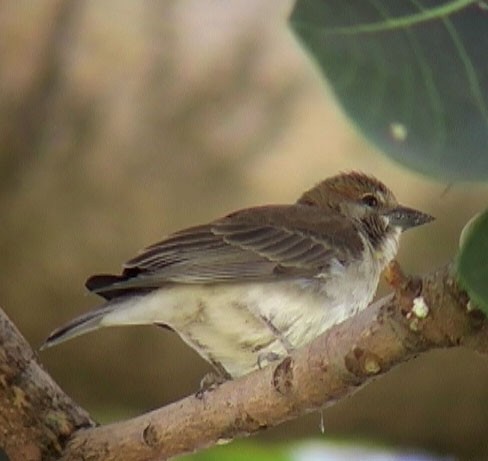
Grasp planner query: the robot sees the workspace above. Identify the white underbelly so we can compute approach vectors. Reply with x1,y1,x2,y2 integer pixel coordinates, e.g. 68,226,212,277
101,259,381,377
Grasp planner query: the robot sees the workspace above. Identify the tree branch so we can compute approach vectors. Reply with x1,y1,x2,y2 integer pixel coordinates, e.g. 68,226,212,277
0,308,94,460
1,263,486,460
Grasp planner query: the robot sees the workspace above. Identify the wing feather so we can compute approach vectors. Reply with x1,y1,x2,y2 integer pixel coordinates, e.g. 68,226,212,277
88,205,364,296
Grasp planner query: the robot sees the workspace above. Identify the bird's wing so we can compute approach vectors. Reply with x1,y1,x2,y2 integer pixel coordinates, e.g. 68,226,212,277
86,205,364,297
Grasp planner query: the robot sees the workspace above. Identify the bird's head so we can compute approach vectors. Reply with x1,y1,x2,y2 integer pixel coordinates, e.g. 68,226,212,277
297,171,434,232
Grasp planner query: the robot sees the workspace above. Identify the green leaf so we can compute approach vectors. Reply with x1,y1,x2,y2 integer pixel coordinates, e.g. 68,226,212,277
457,210,488,314
181,442,289,461
289,0,488,181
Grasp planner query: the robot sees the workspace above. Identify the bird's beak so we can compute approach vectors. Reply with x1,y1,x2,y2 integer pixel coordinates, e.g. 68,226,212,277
384,205,435,230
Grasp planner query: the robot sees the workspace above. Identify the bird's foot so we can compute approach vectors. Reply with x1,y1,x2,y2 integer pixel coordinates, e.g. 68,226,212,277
195,371,228,399
257,351,283,370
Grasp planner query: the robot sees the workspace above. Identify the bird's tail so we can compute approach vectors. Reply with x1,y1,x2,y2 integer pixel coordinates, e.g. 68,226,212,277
41,300,127,350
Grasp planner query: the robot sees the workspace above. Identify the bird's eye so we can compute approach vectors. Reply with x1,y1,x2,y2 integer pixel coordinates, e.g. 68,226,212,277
361,193,379,207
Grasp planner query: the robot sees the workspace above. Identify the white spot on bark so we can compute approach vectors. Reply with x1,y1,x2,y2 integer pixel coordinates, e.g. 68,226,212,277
216,438,232,445
467,300,477,312
364,356,381,374
412,297,429,319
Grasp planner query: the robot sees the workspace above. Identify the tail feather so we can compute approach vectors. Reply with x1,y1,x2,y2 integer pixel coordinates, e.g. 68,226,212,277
41,302,120,350
85,273,152,300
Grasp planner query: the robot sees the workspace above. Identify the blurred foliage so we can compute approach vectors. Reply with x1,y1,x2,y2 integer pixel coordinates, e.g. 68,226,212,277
290,0,488,180
181,440,448,461
181,441,288,461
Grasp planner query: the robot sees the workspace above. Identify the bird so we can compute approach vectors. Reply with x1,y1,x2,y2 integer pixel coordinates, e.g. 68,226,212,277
42,172,434,379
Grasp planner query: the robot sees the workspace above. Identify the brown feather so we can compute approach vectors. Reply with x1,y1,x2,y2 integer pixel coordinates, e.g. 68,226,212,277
89,204,364,295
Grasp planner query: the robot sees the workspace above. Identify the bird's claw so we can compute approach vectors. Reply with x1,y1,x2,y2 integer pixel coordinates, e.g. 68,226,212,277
257,351,283,369
195,371,228,399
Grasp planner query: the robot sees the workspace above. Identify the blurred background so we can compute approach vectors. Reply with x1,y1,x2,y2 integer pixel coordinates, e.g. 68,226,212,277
1,1,488,459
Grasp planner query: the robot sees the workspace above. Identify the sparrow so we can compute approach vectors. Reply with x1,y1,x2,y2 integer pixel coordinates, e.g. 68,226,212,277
42,172,433,379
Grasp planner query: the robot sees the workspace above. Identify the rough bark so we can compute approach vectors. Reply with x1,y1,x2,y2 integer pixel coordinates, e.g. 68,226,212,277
0,309,94,460
0,263,486,460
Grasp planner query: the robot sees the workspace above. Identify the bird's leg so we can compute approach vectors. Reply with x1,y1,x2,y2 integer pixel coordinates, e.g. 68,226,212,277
259,315,293,353
255,315,293,370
